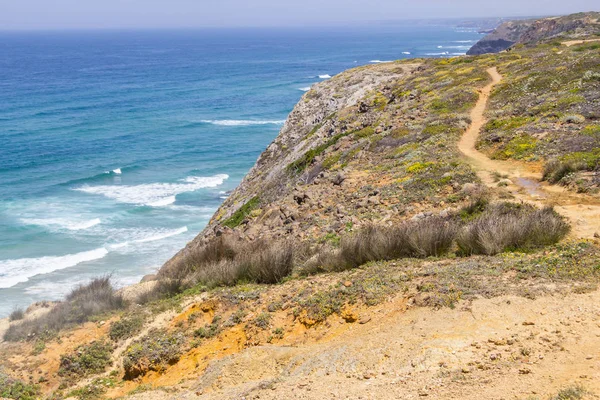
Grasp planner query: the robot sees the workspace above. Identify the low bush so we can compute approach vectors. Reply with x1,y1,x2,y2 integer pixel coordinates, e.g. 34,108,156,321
8,308,24,322
456,203,570,255
0,373,40,400
59,340,113,379
109,314,145,342
146,237,295,301
544,151,600,183
123,329,185,380
4,277,126,342
305,217,458,273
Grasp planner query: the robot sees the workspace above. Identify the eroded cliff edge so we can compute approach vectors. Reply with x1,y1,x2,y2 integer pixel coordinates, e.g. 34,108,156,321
467,12,600,55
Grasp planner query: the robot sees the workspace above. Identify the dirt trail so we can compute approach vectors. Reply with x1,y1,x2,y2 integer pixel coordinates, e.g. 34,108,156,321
562,38,600,47
458,67,600,239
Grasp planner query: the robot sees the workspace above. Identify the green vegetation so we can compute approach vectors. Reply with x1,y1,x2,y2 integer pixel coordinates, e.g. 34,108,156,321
551,385,587,400
59,340,113,379
493,135,537,160
287,132,347,173
109,314,145,342
422,124,460,136
68,377,117,400
222,196,260,228
0,373,40,400
193,316,221,339
353,126,375,138
544,150,600,183
484,117,533,131
457,203,570,255
123,329,185,379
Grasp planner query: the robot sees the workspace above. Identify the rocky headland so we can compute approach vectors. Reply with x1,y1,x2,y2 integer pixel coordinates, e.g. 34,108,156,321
1,12,600,400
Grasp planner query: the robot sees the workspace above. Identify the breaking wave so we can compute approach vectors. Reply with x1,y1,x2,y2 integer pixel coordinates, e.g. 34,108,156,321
73,174,229,207
200,120,285,126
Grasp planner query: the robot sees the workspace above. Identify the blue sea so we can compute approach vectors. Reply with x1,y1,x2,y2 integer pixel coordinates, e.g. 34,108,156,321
0,25,481,316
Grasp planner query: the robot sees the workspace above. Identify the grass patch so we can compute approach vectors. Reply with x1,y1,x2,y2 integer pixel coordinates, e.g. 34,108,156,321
222,196,260,228
544,150,600,183
287,132,347,173
123,329,185,380
493,135,537,160
304,217,458,273
146,237,295,302
0,373,40,400
109,314,145,342
485,117,533,131
59,340,113,379
457,203,569,255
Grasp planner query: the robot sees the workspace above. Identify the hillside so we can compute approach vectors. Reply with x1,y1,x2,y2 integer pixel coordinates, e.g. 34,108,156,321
2,12,600,400
467,12,600,55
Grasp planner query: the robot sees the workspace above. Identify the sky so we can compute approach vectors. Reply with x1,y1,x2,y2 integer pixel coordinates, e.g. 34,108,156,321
0,0,597,30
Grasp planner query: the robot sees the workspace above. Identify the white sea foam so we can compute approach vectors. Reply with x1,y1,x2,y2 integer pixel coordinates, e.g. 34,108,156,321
22,217,102,231
370,60,393,64
200,120,285,126
438,45,471,49
425,52,450,56
455,40,476,43
318,74,332,79
112,168,122,174
134,226,188,243
73,174,229,207
299,87,312,92
107,226,189,250
148,196,176,207
402,52,411,55
0,248,109,289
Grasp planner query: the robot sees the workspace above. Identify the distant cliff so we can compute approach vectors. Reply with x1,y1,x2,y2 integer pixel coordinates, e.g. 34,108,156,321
467,12,600,55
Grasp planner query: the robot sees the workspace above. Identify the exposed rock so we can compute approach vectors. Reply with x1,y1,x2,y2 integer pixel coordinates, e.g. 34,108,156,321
468,12,600,55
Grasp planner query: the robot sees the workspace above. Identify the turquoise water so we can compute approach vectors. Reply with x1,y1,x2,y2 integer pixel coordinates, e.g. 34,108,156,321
0,26,481,316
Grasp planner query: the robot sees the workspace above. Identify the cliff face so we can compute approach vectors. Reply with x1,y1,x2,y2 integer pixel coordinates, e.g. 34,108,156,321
161,59,490,275
467,12,600,55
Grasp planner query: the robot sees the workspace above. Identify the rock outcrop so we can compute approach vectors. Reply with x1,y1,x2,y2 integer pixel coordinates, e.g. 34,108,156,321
467,12,600,55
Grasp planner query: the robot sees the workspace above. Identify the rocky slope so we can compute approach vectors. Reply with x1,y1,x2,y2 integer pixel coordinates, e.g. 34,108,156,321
467,12,600,55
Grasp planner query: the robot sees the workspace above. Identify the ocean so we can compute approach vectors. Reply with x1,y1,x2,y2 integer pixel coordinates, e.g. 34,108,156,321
0,25,481,317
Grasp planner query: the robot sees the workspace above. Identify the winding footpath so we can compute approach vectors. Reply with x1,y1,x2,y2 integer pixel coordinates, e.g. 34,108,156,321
458,67,600,239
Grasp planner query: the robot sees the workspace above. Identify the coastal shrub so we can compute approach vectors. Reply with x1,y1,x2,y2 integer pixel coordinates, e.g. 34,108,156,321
544,150,600,183
194,319,221,339
222,196,260,228
3,277,126,342
189,239,295,286
59,340,113,379
123,329,185,380
8,308,24,322
0,373,40,400
305,217,458,272
456,203,570,255
68,377,117,400
147,237,295,301
109,314,145,342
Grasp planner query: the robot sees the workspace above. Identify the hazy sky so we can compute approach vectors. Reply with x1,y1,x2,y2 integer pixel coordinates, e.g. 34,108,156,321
0,0,597,30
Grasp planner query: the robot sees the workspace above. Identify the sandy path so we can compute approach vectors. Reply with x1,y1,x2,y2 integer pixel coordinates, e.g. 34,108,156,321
458,67,600,239
562,38,600,47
